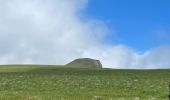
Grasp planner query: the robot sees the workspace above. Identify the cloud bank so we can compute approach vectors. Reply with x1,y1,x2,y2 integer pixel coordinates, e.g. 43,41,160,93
0,0,169,69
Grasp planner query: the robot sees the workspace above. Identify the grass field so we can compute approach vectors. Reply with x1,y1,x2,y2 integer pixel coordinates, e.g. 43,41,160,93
0,65,170,100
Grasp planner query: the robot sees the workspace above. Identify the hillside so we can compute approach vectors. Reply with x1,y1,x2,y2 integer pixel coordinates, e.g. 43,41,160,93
0,65,170,100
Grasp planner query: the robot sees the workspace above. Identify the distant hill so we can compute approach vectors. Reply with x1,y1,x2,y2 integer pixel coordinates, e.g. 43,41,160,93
66,58,102,68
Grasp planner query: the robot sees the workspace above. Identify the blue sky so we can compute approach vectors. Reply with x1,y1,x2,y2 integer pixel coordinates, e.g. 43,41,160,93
86,0,170,51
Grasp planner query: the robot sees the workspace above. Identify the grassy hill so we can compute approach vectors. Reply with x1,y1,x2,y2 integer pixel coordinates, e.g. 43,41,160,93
0,65,170,100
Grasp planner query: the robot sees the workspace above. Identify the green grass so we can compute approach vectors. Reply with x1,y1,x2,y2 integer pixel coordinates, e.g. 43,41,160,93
0,65,170,100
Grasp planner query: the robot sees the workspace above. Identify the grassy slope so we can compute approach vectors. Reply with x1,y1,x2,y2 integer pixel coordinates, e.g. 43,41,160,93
0,65,170,100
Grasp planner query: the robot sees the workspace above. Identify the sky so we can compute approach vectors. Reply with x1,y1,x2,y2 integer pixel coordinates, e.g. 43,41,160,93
86,0,170,51
0,0,170,69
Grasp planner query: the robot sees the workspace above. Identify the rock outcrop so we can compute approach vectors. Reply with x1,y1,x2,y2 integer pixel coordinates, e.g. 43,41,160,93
66,58,102,68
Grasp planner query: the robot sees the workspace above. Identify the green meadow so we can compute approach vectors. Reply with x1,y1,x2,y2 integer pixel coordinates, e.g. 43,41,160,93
0,65,169,100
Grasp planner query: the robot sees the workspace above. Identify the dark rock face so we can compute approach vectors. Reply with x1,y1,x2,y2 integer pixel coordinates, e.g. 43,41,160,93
66,58,102,68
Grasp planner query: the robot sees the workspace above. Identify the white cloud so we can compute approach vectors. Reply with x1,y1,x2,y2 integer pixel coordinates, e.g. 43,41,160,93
81,45,170,69
0,0,169,69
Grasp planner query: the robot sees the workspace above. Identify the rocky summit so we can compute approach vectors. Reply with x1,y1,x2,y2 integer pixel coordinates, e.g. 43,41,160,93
66,58,102,68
